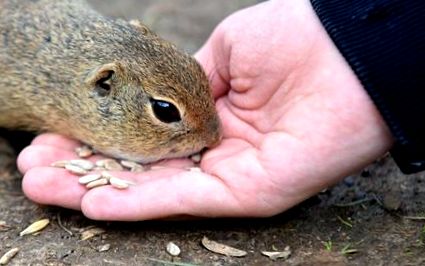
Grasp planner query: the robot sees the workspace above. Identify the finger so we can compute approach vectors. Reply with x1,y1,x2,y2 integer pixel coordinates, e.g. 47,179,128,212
17,145,106,174
81,171,244,221
31,133,81,150
194,32,230,99
17,145,76,174
22,167,85,210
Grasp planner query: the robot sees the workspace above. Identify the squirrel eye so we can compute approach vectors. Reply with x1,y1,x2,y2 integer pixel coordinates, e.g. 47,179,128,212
150,99,181,123
94,70,113,97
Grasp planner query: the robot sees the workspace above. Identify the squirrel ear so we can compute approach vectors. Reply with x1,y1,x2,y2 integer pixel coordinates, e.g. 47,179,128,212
86,63,117,97
129,19,152,35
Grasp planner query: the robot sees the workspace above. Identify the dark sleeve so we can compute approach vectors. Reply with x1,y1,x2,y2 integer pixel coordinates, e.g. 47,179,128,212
310,0,425,174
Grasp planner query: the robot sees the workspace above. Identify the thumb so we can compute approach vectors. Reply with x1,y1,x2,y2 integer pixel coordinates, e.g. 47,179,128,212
194,28,230,99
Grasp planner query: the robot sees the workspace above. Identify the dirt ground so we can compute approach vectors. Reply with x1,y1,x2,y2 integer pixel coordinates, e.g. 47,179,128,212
1,1,425,265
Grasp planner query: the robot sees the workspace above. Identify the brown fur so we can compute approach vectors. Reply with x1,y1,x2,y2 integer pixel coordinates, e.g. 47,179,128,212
0,0,221,162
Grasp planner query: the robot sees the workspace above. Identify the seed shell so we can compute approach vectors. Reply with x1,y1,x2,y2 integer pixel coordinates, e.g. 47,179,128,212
78,174,102,185
190,153,202,163
97,244,111,252
75,145,93,158
188,167,203,173
69,159,94,170
97,159,123,171
19,218,50,236
201,236,247,257
261,246,291,260
130,165,145,172
109,177,130,189
86,178,109,189
65,164,88,175
50,160,70,168
120,160,141,169
0,247,19,265
166,242,181,256
80,227,105,241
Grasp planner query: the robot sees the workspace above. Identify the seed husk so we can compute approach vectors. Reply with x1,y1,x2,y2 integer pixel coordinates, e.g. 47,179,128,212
75,145,94,158
261,246,291,260
86,178,109,189
97,244,111,252
190,153,202,163
80,227,105,241
0,247,19,265
166,242,181,256
109,177,130,189
50,160,70,168
201,236,247,257
78,174,102,185
69,159,94,171
19,219,50,236
65,164,88,175
0,221,11,231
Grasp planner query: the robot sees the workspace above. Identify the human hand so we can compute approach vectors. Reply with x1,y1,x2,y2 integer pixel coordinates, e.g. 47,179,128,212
18,0,393,220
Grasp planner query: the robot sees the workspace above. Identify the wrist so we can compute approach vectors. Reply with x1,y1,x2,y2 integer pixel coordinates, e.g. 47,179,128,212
291,0,394,171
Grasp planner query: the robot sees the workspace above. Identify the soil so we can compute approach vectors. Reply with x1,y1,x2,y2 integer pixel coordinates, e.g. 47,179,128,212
1,1,425,265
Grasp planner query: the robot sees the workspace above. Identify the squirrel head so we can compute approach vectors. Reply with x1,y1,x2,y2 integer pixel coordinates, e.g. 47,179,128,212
67,32,222,162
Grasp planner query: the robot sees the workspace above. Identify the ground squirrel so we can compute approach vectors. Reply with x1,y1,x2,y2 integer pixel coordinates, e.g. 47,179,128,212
0,0,221,162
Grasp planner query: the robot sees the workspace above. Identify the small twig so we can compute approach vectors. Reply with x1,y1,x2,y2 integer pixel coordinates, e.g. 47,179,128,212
57,213,73,236
145,257,198,266
333,198,374,207
337,215,353,228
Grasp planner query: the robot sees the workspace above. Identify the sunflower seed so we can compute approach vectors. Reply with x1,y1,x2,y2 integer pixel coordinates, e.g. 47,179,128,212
19,219,50,236
0,247,19,265
65,164,88,175
120,160,143,169
78,174,102,185
69,159,94,170
201,236,247,257
75,145,94,158
100,171,113,180
50,160,70,168
109,177,129,189
190,153,202,163
166,242,181,256
86,178,109,189
96,159,123,171
95,159,107,168
188,167,203,173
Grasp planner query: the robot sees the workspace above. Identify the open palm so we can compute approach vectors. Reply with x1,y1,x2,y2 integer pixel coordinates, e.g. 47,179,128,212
18,0,392,221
